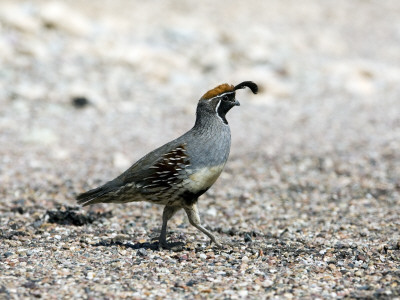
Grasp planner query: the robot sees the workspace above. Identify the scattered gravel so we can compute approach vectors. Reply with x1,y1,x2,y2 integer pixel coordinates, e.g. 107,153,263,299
1,0,400,299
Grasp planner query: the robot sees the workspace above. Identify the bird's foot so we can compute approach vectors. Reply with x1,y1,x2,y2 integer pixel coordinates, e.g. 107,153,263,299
158,241,185,251
213,240,223,249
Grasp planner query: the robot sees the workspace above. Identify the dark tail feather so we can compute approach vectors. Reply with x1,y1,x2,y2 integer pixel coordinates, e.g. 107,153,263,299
76,186,111,206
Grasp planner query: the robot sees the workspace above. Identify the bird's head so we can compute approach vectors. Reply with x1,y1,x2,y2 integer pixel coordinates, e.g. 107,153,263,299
197,81,258,124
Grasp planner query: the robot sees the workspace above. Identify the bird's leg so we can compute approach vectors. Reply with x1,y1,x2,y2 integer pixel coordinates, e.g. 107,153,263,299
159,205,181,249
184,203,222,248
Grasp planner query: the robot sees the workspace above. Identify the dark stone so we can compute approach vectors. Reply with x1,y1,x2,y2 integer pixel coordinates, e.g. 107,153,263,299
0,285,9,295
10,223,19,230
4,252,14,258
358,285,371,290
335,243,346,249
71,96,90,108
186,280,197,287
5,231,28,239
22,281,37,289
228,228,237,236
244,233,252,243
11,207,24,214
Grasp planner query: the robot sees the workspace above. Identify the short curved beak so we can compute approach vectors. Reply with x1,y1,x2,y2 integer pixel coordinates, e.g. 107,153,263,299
234,99,240,106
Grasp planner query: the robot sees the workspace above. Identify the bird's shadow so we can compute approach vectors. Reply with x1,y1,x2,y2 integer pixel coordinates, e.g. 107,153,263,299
93,239,185,251
93,239,159,250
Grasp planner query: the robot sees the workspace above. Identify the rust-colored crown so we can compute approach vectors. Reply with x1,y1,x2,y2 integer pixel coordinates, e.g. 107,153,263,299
200,83,235,100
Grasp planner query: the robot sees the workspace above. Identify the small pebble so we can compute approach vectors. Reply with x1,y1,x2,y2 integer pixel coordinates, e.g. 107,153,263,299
244,233,252,243
199,253,207,260
137,248,148,257
87,272,95,279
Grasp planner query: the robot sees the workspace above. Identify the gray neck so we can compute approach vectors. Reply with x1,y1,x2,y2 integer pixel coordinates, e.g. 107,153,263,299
187,106,231,167
193,107,229,134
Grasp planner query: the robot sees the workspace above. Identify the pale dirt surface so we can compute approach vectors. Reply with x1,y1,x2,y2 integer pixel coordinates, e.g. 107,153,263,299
1,0,400,299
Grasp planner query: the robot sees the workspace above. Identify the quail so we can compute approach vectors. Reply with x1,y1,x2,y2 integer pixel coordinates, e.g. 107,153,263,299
77,81,258,248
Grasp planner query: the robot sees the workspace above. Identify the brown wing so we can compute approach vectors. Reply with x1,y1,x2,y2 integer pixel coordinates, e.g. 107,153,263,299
134,144,191,198
77,143,191,205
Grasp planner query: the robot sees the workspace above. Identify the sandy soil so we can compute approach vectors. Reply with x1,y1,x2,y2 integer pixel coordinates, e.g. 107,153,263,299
1,0,400,298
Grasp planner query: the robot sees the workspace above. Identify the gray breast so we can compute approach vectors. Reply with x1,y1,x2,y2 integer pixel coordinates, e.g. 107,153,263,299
186,120,231,169
181,120,231,194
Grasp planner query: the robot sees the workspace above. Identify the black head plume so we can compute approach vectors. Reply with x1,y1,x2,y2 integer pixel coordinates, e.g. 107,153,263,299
234,81,258,94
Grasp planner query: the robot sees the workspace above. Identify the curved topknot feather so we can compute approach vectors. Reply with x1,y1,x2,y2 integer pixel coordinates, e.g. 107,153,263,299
200,83,235,100
234,81,258,94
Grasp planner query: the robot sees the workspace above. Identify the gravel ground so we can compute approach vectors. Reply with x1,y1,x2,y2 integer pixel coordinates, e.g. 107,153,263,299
1,0,400,299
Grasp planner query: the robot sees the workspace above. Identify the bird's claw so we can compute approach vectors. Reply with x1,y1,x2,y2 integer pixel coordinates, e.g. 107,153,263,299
158,241,184,251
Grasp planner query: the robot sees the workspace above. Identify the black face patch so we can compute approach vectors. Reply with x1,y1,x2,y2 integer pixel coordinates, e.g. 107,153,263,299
220,92,235,102
215,93,237,124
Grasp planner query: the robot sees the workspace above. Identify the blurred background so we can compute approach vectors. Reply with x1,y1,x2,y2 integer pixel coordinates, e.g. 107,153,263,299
1,0,399,216
0,0,399,218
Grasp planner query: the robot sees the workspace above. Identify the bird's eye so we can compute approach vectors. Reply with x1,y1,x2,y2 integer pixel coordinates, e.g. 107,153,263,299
223,96,229,101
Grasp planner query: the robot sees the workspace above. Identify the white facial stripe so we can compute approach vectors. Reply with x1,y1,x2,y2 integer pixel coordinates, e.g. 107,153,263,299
215,99,228,125
215,99,221,114
206,91,235,101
